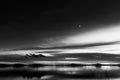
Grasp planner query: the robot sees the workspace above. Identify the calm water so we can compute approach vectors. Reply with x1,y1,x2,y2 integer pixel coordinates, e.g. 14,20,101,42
0,65,120,80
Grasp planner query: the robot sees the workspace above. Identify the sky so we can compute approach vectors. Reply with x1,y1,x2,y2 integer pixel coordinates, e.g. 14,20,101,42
1,0,120,52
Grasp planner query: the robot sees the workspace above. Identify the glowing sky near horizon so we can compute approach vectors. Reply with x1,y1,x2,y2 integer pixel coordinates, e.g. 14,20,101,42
1,24,120,55
39,24,120,49
28,24,120,55
60,24,120,45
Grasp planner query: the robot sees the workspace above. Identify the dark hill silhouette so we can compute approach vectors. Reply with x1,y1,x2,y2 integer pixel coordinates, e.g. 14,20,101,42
0,63,12,67
27,63,45,67
12,63,26,68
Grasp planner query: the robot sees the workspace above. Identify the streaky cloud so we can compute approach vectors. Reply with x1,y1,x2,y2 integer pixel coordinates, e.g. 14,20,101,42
10,41,119,51
61,24,120,46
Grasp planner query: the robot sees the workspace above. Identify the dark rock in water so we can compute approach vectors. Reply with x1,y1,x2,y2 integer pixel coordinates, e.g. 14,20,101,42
94,63,102,68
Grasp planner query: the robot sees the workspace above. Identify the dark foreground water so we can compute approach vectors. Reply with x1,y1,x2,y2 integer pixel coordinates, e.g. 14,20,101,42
0,65,120,80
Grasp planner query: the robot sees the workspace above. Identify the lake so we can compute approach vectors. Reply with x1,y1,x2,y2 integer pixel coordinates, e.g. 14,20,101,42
0,65,120,80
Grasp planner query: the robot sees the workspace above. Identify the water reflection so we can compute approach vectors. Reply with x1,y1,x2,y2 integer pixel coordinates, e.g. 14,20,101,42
0,65,120,80
101,66,120,70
